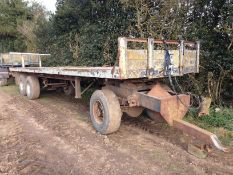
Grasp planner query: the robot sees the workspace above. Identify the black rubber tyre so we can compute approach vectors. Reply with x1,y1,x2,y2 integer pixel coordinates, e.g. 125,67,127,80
124,107,144,117
63,85,75,96
90,89,122,134
26,76,40,100
19,74,27,96
0,79,7,87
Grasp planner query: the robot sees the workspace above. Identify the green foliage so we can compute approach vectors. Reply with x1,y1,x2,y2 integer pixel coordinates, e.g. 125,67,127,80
36,0,133,66
0,0,48,52
1,0,232,103
187,108,233,131
201,108,233,131
184,0,233,103
0,0,28,52
186,107,233,146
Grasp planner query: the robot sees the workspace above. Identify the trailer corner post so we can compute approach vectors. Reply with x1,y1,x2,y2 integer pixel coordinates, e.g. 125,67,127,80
196,41,200,73
21,54,25,68
118,37,128,79
11,53,13,67
39,58,42,67
179,40,184,75
75,77,81,99
38,55,42,67
147,37,154,78
0,53,2,65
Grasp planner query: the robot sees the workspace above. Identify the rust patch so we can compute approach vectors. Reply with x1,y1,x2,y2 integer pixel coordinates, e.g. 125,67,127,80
147,83,171,98
147,83,190,125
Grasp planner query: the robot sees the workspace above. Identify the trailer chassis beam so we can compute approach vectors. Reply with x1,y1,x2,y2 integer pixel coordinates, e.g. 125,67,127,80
75,78,81,99
104,82,228,152
173,119,229,152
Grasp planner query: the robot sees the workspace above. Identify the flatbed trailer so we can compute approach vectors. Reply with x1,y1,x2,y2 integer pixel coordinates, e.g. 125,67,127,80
9,37,227,152
0,52,50,86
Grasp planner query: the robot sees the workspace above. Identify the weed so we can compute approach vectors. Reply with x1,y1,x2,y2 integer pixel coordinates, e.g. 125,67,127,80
194,108,232,131
185,107,233,147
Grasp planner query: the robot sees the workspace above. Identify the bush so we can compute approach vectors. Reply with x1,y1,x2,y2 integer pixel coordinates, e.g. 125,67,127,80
187,108,233,131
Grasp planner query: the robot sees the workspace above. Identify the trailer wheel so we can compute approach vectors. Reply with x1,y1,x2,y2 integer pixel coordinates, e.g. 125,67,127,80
124,107,144,117
19,75,27,96
90,89,122,134
63,85,75,96
26,76,40,100
0,79,7,87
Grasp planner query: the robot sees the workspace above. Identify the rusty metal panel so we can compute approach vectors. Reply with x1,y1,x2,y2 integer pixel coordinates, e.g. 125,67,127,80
183,50,198,74
137,92,190,125
137,92,161,112
137,83,190,125
126,49,181,79
120,37,199,79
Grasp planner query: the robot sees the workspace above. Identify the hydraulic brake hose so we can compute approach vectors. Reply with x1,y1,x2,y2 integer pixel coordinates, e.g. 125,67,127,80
163,40,201,110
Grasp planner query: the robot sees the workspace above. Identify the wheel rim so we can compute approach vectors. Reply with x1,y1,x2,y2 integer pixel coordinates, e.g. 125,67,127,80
26,83,31,96
93,100,104,124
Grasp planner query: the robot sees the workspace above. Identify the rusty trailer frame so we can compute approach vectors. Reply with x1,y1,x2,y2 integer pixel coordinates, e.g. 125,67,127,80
0,52,50,86
9,37,228,153
10,37,199,80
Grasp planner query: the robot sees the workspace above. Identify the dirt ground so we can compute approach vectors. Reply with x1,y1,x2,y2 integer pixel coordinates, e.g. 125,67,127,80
0,85,233,175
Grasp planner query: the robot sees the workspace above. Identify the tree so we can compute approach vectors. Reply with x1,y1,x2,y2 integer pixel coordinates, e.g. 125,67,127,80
17,2,49,52
35,0,232,104
184,0,233,104
0,0,29,52
36,0,132,66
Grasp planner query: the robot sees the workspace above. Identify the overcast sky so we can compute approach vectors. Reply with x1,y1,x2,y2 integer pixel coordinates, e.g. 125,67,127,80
28,0,57,13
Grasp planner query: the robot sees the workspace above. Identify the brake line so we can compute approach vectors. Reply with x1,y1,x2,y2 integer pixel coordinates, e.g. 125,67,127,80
163,40,201,110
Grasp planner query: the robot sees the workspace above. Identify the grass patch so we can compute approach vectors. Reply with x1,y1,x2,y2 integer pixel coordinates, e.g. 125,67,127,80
0,83,19,96
39,91,60,104
185,107,233,147
81,87,96,103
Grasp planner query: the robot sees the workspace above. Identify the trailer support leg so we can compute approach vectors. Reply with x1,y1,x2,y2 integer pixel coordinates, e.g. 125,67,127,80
75,77,81,99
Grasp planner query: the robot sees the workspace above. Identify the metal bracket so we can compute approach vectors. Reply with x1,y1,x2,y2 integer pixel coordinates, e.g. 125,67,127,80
147,37,154,78
179,40,184,75
196,41,200,73
118,37,128,79
75,77,81,99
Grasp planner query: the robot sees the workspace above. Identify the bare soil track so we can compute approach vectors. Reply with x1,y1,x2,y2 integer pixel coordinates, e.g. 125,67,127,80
0,85,233,175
